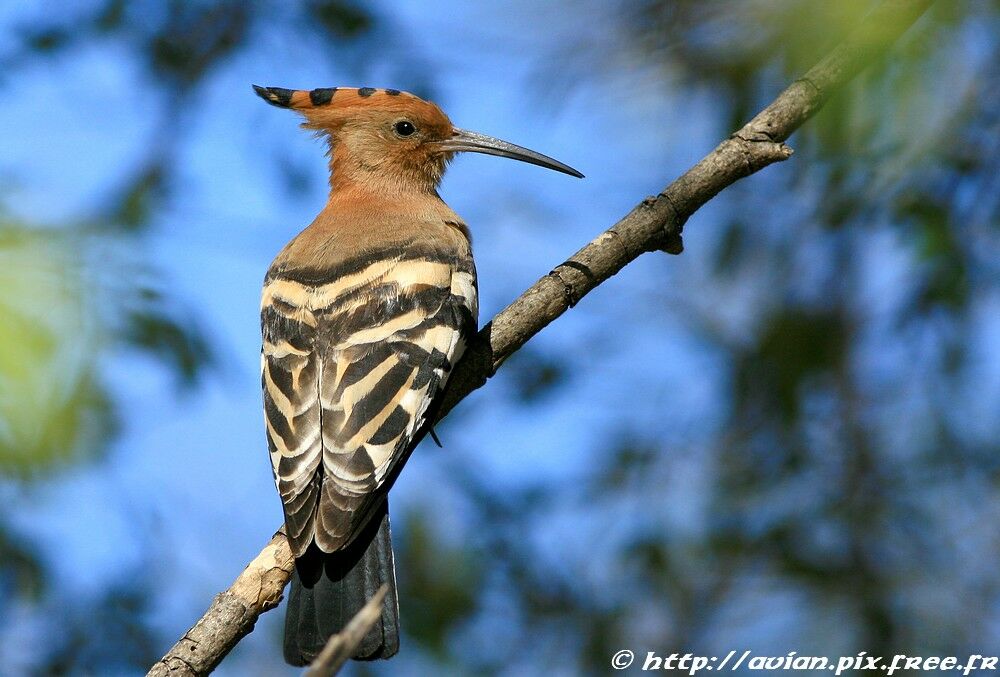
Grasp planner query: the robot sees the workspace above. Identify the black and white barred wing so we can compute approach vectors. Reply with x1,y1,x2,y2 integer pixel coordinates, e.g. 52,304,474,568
262,255,477,556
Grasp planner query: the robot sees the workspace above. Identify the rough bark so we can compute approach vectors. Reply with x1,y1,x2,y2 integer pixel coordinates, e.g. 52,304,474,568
147,1,936,674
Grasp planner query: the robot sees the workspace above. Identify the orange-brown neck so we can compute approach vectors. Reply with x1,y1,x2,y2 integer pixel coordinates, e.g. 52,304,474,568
322,179,454,226
325,135,449,198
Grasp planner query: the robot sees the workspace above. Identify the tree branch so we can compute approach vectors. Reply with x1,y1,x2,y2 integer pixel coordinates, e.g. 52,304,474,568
437,0,936,417
147,1,935,674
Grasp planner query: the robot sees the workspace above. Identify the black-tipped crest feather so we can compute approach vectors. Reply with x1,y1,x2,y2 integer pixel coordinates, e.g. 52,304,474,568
252,84,294,108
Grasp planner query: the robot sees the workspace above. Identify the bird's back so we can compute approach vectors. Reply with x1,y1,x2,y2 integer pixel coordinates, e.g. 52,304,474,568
261,195,477,556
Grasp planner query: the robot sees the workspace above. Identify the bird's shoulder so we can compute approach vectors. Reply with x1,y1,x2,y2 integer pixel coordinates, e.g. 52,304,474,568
267,198,472,285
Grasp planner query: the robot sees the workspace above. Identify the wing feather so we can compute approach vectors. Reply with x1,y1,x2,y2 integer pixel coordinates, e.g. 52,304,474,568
262,250,477,556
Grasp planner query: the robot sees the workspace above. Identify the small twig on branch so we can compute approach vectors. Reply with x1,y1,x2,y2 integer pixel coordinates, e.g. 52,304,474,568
304,585,389,677
147,1,935,674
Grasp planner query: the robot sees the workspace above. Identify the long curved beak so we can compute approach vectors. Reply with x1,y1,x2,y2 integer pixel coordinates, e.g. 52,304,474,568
438,128,583,178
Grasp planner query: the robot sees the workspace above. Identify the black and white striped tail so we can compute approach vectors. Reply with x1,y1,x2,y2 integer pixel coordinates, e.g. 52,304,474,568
283,501,400,665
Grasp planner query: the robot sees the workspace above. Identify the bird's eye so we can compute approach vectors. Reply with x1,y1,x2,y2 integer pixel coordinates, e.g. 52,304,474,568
394,120,416,137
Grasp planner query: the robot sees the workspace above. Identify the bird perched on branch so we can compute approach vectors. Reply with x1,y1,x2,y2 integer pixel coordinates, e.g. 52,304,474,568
253,84,582,666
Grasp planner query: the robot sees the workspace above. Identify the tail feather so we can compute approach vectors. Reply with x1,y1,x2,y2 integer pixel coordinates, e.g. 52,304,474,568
283,501,400,666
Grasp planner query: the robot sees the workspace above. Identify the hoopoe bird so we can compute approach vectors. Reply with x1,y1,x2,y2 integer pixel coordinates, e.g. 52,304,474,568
253,84,582,665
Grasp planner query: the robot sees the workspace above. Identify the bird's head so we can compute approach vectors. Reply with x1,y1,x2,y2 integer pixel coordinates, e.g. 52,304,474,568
253,85,582,193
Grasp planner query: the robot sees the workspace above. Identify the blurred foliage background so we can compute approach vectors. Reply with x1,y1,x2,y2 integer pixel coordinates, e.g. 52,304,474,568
0,1,998,675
